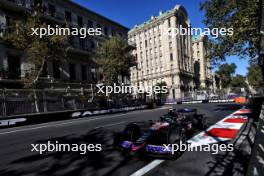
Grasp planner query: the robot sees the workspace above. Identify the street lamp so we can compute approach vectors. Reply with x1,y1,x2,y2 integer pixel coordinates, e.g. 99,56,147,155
260,0,264,77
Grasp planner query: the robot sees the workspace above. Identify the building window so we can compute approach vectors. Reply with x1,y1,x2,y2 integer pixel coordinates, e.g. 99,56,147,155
169,42,173,50
145,40,147,47
7,55,20,79
91,68,96,82
33,0,43,6
48,4,56,17
104,27,108,36
168,18,171,27
69,64,76,80
170,53,173,61
88,20,93,28
111,30,115,36
81,65,87,81
90,41,95,49
53,60,60,79
97,23,102,29
65,11,71,22
68,36,74,45
77,16,83,27
79,38,85,50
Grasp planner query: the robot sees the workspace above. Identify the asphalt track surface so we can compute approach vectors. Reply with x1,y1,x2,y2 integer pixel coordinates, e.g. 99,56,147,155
0,103,249,176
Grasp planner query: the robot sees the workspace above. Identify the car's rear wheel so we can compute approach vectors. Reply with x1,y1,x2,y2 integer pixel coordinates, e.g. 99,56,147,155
123,123,141,142
194,115,207,130
167,126,187,157
167,126,186,144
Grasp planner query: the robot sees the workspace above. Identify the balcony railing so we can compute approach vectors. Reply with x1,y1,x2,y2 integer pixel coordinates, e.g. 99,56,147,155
7,0,29,7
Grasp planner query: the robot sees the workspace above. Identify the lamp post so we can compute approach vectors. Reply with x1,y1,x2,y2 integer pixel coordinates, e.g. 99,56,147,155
260,0,264,78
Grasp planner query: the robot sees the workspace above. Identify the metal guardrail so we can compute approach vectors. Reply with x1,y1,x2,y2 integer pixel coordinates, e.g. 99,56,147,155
0,88,146,118
0,88,95,117
247,99,264,176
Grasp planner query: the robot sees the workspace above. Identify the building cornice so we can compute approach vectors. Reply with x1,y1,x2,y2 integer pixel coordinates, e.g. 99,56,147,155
64,0,129,31
128,4,190,36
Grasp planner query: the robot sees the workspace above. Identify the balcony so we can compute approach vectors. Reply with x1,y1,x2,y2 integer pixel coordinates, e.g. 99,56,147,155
0,0,29,13
1,0,65,24
179,69,194,78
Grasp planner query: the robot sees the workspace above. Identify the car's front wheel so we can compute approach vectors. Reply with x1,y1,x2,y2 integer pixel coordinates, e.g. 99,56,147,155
167,126,187,156
123,123,141,142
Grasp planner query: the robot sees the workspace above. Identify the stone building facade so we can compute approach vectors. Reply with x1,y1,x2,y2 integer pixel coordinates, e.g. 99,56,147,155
128,5,195,100
192,35,213,89
0,0,129,88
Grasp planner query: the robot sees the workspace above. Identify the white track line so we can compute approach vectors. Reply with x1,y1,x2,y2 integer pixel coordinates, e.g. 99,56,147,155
130,160,164,176
0,114,125,135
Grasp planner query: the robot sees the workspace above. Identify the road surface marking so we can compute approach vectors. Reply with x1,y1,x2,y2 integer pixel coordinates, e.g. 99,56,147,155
0,114,125,135
189,108,251,146
130,160,164,176
0,107,168,135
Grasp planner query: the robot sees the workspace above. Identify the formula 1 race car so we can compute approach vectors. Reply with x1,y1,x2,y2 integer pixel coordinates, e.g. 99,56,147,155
113,108,207,158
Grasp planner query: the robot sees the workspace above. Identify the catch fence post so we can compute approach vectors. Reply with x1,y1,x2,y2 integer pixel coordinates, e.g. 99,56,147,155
43,91,47,112
2,89,7,117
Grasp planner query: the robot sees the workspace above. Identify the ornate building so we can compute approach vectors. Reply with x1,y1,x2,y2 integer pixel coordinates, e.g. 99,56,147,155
128,5,195,101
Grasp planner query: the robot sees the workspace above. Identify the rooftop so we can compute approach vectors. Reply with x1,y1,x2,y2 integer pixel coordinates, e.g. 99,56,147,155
128,8,173,33
69,0,129,30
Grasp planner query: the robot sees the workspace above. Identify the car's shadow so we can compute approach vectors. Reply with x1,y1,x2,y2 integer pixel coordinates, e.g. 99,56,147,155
0,128,135,176
213,103,242,111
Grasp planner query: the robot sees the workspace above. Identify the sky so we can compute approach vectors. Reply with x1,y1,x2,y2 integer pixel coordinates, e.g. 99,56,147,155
74,0,249,76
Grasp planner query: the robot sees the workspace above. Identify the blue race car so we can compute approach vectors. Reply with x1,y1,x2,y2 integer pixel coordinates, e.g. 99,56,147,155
114,108,207,158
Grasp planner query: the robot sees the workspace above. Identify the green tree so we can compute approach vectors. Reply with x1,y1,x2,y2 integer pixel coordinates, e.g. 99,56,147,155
95,37,134,85
200,0,262,75
5,15,69,88
230,74,248,93
247,61,264,87
154,81,168,104
215,63,236,88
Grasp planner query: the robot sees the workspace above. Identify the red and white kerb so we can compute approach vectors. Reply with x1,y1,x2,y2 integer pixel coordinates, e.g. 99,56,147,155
188,108,251,147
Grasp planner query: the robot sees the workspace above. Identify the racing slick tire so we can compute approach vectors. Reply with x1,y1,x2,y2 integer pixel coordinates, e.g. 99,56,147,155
194,115,207,130
123,123,142,142
113,123,141,148
167,126,187,144
166,126,187,157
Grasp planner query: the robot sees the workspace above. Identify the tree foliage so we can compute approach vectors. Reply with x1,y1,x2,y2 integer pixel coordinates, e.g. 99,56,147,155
95,37,134,85
230,74,248,93
155,81,168,95
5,15,69,88
215,63,236,88
247,61,264,86
200,0,261,64
154,81,168,103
